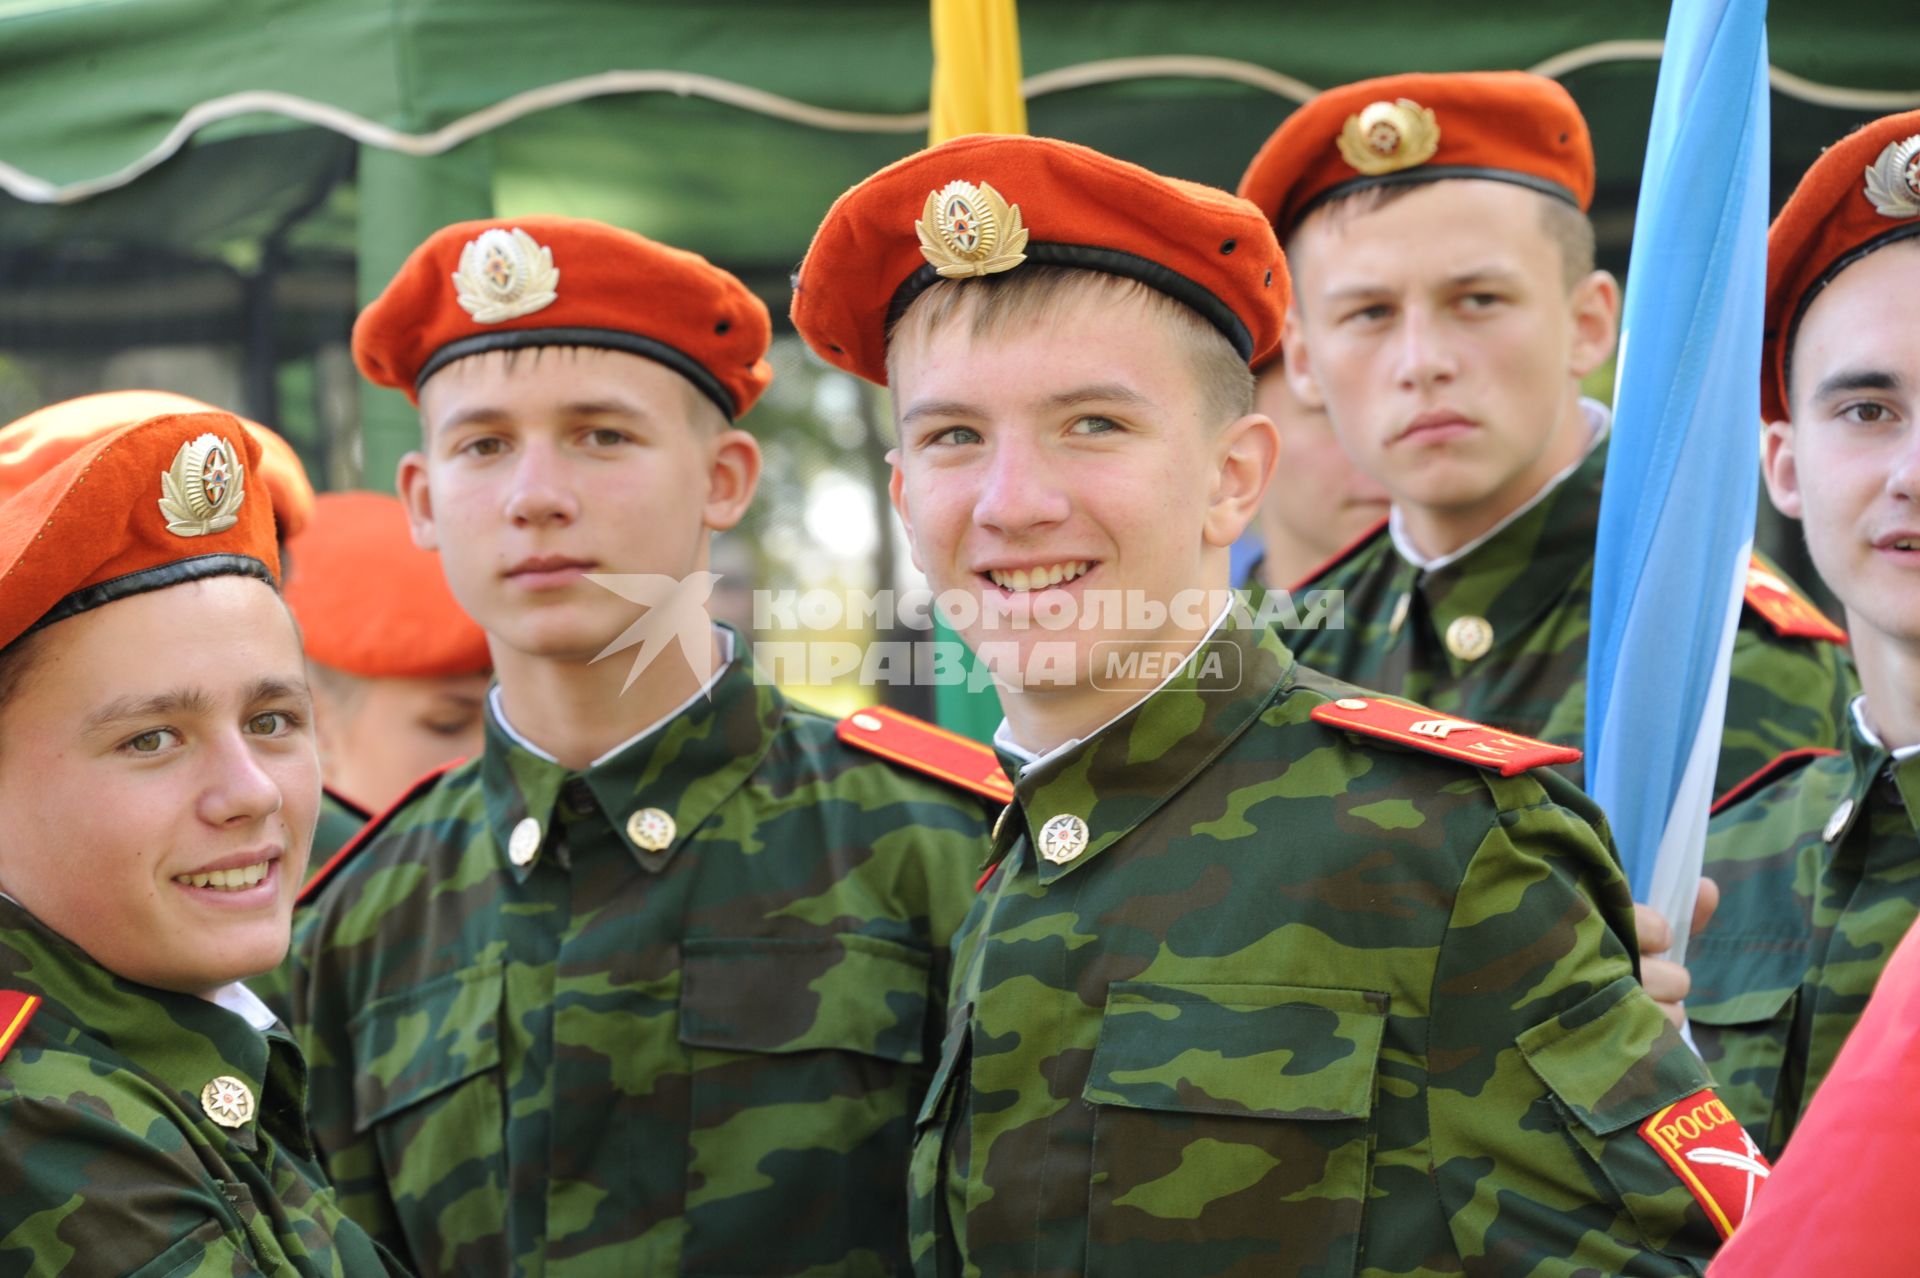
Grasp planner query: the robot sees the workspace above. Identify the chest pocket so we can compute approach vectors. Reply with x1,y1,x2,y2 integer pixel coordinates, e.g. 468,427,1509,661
1686,978,1800,1155
675,933,935,1276
1082,981,1388,1278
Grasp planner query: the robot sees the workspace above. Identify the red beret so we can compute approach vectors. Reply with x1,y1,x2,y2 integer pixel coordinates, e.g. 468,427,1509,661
284,491,491,679
353,215,774,421
0,412,279,651
791,133,1288,383
1764,109,1920,422
3,390,316,539
1239,71,1594,240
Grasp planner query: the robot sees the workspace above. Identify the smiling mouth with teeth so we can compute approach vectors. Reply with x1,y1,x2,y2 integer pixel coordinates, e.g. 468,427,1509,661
174,862,272,891
986,561,1092,593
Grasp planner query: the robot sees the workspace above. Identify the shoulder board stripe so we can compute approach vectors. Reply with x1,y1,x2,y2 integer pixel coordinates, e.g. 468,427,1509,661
837,705,1015,805
0,991,40,1061
1310,695,1581,777
1744,555,1847,644
1710,746,1843,816
1286,515,1389,593
298,758,463,905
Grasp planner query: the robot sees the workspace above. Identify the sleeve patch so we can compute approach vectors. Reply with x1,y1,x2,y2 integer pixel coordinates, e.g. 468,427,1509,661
1309,696,1581,777
837,705,1015,804
1745,557,1847,644
0,991,40,1061
1638,1088,1771,1239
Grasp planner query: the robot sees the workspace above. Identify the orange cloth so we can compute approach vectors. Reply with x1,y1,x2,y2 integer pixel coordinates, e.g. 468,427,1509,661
354,215,774,421
0,412,279,650
1763,108,1920,422
1708,910,1920,1276
1238,71,1594,240
790,133,1287,384
2,390,315,539
284,491,490,679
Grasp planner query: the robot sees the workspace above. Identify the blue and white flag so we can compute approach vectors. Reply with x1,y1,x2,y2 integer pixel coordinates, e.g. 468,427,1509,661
1585,0,1770,960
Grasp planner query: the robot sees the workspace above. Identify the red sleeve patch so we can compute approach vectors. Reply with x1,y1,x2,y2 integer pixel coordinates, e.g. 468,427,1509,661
1639,1088,1771,1239
1309,696,1581,777
0,991,40,1061
1745,556,1847,644
837,705,1015,805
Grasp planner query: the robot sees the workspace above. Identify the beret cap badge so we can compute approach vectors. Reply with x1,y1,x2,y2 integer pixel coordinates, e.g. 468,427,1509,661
915,179,1030,278
1863,134,1920,220
453,227,561,323
159,433,247,538
1337,98,1442,177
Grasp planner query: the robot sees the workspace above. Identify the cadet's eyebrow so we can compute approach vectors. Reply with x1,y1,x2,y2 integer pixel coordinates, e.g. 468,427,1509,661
84,678,308,734
900,398,987,428
1813,369,1903,400
1039,383,1153,412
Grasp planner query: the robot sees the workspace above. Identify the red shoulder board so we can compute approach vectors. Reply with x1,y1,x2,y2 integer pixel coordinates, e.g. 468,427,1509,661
0,991,40,1061
298,759,462,905
1744,556,1847,644
837,706,1014,805
1309,696,1581,777
1285,515,1389,593
1710,746,1842,817
1639,1088,1771,1239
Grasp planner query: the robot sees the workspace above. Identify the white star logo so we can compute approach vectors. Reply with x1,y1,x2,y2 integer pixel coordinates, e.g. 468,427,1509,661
585,572,724,693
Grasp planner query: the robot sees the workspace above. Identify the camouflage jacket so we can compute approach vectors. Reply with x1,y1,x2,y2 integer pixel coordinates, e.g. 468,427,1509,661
247,790,371,1025
290,647,993,1276
0,898,404,1277
1691,705,1920,1159
912,619,1735,1278
1288,435,1854,796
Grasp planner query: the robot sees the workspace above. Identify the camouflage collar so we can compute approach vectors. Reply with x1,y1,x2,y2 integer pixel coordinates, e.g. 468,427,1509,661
0,896,309,1157
1398,434,1608,675
479,647,784,879
1005,619,1293,884
1839,702,1920,841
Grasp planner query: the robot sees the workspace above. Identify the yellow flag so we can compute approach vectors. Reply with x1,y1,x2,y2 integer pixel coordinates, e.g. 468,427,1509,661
928,0,1027,144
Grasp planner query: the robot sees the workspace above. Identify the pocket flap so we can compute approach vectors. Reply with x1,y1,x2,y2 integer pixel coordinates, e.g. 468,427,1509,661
1684,978,1797,1028
1518,975,1713,1136
1085,982,1388,1121
348,961,502,1132
679,933,932,1064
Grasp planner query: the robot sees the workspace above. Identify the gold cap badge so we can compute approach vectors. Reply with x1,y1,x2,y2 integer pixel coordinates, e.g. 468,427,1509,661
915,179,1030,278
453,227,561,323
1337,99,1442,177
1864,134,1920,220
159,433,247,537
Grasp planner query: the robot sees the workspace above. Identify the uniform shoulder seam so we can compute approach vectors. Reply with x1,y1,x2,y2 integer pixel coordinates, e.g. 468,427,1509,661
297,758,464,905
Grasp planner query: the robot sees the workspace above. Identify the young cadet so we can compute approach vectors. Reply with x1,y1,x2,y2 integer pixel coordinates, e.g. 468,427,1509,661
1237,71,1854,798
1243,351,1389,591
1688,109,1920,1160
0,412,403,1275
289,215,1003,1275
793,132,1741,1278
284,490,490,843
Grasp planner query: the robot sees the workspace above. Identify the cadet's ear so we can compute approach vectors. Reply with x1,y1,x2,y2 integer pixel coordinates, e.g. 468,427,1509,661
702,430,761,533
1280,311,1322,408
1761,419,1804,519
1568,270,1621,379
886,449,927,574
1205,411,1280,549
395,451,437,552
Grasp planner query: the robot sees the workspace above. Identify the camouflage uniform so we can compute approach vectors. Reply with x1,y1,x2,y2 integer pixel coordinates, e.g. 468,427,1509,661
912,618,1732,1277
310,789,369,869
1290,423,1854,796
0,897,404,1277
291,641,992,1276
1690,702,1920,1159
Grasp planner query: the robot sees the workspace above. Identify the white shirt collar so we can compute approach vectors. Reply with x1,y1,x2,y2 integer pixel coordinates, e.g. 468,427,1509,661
995,600,1235,770
490,626,736,769
217,980,282,1031
1388,398,1611,572
1849,695,1920,763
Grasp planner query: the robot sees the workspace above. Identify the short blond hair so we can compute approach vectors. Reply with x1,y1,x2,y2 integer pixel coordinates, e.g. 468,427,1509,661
885,267,1254,427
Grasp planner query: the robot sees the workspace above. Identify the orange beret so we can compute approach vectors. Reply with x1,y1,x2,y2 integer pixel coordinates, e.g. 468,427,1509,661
2,390,316,539
284,491,491,679
0,412,279,651
353,215,774,421
791,134,1288,383
1764,109,1920,422
1238,71,1594,240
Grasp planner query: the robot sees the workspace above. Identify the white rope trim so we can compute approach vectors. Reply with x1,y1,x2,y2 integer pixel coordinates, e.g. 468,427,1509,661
3,47,1915,206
